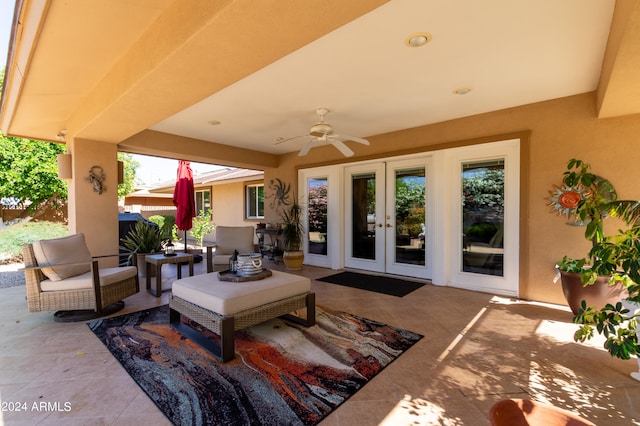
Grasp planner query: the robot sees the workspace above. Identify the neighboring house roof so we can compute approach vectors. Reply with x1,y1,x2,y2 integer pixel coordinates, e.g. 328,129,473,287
124,168,264,206
145,168,263,192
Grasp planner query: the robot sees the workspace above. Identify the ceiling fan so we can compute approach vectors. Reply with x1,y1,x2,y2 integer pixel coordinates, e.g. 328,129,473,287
274,108,369,157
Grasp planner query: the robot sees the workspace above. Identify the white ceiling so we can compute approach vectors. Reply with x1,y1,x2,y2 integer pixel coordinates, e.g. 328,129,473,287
149,0,614,156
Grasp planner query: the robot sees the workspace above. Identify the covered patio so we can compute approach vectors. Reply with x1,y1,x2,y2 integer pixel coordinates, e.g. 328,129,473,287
1,260,638,424
2,0,640,306
2,0,640,423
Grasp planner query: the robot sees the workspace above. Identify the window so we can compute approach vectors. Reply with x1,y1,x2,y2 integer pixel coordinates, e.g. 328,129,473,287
246,184,264,219
195,190,211,215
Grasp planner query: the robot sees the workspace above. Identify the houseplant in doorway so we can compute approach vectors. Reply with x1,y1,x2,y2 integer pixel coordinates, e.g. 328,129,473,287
280,200,304,270
549,158,640,314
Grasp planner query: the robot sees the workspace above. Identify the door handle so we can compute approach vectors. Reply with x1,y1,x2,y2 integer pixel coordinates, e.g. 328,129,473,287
377,223,383,228
386,224,392,228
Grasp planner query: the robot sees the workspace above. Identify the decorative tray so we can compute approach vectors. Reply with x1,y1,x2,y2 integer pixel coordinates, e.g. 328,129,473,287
218,269,272,282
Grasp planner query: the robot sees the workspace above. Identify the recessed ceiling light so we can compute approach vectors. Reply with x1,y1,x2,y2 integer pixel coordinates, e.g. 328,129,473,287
453,87,473,95
208,120,221,126
405,32,432,48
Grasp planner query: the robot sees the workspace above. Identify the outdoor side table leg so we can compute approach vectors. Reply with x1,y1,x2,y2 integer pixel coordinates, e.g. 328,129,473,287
189,259,194,276
146,262,151,292
176,262,183,280
155,263,162,297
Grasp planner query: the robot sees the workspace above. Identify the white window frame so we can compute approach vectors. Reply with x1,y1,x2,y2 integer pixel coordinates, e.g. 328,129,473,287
195,189,211,216
245,184,265,220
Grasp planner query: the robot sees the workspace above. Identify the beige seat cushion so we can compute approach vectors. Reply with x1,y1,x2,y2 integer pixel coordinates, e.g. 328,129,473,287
172,270,310,316
40,266,138,291
214,226,256,258
32,234,92,281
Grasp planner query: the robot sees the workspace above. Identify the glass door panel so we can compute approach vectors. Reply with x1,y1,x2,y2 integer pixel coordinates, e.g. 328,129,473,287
461,160,504,276
385,158,430,278
392,167,426,266
307,177,328,255
345,163,385,273
351,172,377,260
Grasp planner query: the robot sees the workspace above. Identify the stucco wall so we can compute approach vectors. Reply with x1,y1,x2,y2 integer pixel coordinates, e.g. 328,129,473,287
264,92,640,305
209,181,259,245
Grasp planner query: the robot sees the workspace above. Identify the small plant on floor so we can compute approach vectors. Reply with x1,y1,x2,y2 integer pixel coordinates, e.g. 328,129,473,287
280,201,303,251
189,209,215,247
119,219,163,265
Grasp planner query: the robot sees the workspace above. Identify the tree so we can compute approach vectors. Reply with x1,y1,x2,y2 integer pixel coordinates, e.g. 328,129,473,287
0,133,68,219
117,152,140,199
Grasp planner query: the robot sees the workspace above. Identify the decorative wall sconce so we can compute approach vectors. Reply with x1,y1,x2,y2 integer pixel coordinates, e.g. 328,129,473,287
57,154,72,180
86,166,106,194
117,161,124,185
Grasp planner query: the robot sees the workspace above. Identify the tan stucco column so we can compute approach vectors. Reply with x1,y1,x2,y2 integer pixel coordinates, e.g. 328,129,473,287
66,138,120,262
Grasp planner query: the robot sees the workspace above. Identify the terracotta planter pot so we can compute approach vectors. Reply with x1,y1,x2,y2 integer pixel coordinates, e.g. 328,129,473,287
283,250,304,270
560,270,628,315
489,399,595,425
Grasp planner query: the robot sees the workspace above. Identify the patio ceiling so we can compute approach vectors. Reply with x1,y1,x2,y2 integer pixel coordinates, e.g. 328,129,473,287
1,0,640,168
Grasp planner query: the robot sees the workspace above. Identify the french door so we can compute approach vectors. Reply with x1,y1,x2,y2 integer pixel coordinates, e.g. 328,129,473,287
301,139,519,296
345,158,431,279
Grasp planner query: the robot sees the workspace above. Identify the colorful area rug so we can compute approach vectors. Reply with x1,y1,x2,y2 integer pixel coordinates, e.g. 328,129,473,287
318,271,425,297
88,305,422,425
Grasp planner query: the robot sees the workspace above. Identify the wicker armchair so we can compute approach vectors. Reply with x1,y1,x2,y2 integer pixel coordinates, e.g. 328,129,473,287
22,233,139,322
206,226,258,272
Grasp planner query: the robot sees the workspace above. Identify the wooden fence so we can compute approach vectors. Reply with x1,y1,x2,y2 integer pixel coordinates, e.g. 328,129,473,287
0,205,68,223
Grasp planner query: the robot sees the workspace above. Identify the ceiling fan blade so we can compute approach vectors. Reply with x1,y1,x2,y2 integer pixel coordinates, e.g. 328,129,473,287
329,139,354,157
274,134,307,145
333,134,370,145
298,140,316,156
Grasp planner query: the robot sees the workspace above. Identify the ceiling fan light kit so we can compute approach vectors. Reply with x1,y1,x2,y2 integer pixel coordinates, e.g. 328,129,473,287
275,108,369,157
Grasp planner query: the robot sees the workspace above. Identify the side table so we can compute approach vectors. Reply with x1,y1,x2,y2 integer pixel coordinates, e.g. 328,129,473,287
256,227,282,263
145,252,194,296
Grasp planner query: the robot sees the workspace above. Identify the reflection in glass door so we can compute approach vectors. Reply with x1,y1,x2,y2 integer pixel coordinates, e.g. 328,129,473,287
345,164,385,273
460,160,504,276
390,167,426,266
351,172,377,260
385,160,429,278
307,177,328,256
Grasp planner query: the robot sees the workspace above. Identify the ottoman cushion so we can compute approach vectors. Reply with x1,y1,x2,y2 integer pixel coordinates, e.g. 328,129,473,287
172,270,311,316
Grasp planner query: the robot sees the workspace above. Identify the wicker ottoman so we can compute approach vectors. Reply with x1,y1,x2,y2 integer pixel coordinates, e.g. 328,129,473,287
169,270,315,362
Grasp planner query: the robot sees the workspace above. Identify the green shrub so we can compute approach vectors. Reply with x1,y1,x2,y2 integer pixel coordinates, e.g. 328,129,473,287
464,223,498,243
148,215,176,241
189,210,215,247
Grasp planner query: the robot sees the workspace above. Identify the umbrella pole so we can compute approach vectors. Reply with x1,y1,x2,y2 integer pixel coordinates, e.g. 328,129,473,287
184,230,188,253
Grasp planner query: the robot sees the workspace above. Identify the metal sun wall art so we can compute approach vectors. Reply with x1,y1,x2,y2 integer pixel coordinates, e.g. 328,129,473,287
267,178,291,210
86,165,106,194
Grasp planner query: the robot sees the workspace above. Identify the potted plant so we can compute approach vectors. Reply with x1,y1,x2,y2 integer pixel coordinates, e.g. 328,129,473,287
549,158,639,314
119,219,163,278
280,200,304,270
573,224,640,361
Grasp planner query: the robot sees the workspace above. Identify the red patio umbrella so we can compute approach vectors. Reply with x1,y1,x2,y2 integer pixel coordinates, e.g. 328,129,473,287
173,160,195,252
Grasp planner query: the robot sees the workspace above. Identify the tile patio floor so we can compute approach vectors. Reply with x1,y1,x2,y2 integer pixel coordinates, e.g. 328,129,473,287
1,258,639,425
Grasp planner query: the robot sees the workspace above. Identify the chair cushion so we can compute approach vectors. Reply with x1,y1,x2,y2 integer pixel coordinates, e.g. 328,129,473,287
40,266,137,291
32,234,92,281
214,226,256,255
